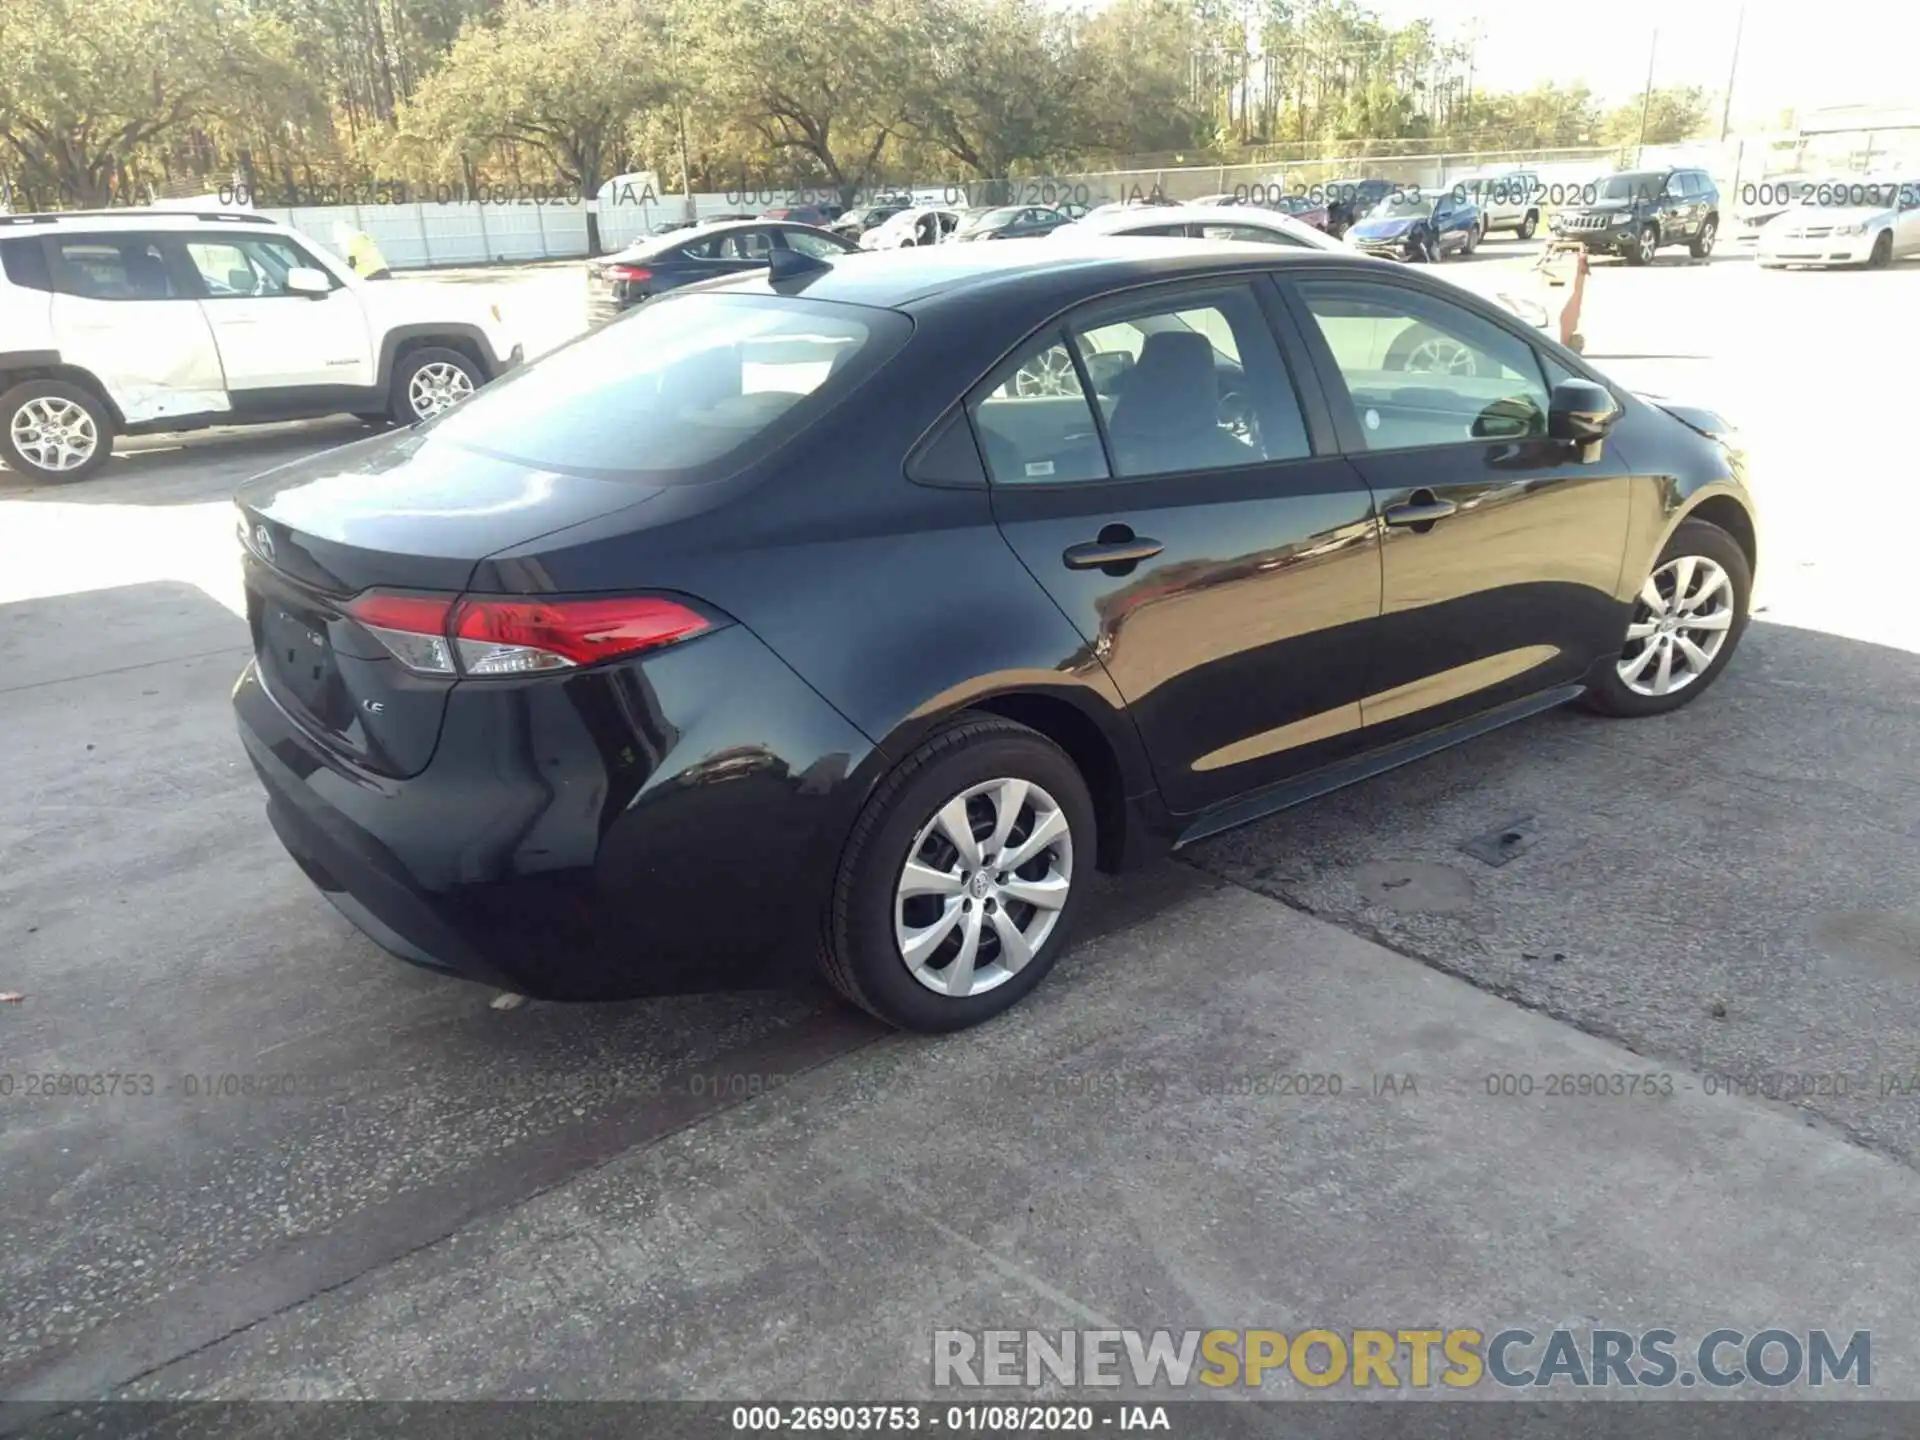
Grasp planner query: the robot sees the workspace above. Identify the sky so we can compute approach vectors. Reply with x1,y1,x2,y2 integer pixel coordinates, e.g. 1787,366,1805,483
1366,0,1911,121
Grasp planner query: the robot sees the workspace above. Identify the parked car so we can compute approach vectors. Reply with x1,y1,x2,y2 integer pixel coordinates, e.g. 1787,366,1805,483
1346,190,1483,262
1062,203,1335,251
233,238,1757,1032
830,203,911,239
1549,167,1720,265
585,220,859,323
654,212,757,235
951,205,1074,242
0,208,523,483
1323,179,1400,237
1270,193,1332,231
1734,175,1814,244
1452,170,1542,238
761,204,846,227
1755,178,1920,269
863,206,962,249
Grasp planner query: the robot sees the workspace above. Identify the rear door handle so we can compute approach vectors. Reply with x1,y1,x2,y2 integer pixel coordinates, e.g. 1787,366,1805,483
1382,493,1458,528
1063,532,1164,571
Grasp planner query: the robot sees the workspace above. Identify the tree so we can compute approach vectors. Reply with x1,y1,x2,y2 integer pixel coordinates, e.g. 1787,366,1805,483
0,0,266,206
701,0,929,206
908,0,1082,179
399,0,677,253
1603,85,1712,148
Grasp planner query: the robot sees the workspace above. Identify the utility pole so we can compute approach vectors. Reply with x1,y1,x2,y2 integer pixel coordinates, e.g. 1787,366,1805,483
1719,5,1745,142
1636,28,1659,165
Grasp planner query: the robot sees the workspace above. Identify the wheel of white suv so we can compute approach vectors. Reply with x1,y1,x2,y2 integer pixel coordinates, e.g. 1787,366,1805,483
820,717,1094,1032
1582,518,1751,718
0,379,115,484
391,347,481,424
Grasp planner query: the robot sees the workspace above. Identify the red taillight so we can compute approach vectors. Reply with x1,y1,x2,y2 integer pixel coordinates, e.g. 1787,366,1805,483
452,596,709,674
610,264,652,283
345,591,710,677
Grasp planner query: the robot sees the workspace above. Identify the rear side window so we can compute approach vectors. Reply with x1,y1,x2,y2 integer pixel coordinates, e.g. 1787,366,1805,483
1197,222,1312,247
48,236,180,300
0,237,53,291
424,293,910,481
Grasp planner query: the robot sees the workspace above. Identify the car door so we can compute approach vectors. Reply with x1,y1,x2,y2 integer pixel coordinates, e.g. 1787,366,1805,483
42,232,228,425
975,276,1383,816
1281,271,1631,746
172,233,374,394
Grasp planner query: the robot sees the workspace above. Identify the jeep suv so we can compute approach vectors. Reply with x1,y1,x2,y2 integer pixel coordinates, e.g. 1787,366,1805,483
0,209,523,482
1549,167,1720,265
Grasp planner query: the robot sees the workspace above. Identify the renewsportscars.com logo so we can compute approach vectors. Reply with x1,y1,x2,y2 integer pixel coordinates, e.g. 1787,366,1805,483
932,1328,1871,1391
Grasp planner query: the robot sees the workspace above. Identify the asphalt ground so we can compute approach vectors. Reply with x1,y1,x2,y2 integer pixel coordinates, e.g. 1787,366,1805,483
3,242,1919,1413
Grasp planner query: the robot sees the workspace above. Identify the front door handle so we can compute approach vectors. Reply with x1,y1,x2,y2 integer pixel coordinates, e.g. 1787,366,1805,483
1382,491,1458,530
1063,525,1164,571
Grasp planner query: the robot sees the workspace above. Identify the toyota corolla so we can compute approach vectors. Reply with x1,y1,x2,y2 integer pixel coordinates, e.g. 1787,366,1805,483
234,239,1758,1032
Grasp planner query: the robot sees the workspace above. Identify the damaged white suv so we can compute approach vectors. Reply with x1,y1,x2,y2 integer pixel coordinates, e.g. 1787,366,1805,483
0,209,523,482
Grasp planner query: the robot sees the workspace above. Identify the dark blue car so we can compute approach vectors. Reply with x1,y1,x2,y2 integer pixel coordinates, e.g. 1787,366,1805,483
585,220,859,325
1347,191,1483,262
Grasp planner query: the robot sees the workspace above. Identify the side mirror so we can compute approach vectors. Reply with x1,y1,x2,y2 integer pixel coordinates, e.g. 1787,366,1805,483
286,267,332,297
1549,378,1620,450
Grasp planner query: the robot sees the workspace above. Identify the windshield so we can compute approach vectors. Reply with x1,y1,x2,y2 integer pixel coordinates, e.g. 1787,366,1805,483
425,293,910,482
1599,173,1665,201
1368,193,1433,220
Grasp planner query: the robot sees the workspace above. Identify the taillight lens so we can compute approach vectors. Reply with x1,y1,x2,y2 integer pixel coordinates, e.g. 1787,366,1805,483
610,264,652,283
344,592,711,677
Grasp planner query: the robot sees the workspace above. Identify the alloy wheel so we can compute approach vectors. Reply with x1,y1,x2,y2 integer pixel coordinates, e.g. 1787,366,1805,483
1616,554,1735,697
1696,220,1716,256
1402,335,1479,375
9,397,98,473
407,361,475,419
893,777,1074,998
1639,227,1657,264
1012,349,1081,398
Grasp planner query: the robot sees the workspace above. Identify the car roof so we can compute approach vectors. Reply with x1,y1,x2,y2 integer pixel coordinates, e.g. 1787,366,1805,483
697,235,1390,310
1074,204,1342,248
0,208,281,232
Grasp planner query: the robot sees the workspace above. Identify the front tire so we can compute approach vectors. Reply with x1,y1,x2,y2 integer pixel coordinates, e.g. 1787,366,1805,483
1582,518,1751,718
1517,210,1539,240
390,346,481,425
1625,223,1658,266
0,379,115,483
1868,231,1894,268
820,718,1094,1032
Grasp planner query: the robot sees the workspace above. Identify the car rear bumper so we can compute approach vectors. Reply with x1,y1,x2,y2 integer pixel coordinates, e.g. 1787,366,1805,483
233,622,879,1001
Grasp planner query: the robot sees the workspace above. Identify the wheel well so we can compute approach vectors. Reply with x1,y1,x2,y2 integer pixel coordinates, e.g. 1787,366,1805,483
965,693,1129,873
391,333,488,383
1684,496,1757,575
0,364,123,425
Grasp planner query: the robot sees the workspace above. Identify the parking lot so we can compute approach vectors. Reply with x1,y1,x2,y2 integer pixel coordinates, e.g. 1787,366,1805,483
6,238,1920,1407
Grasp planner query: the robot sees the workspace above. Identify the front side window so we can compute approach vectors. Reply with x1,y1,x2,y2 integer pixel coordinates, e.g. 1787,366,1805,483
49,236,179,300
423,292,907,481
182,236,322,298
1296,279,1550,452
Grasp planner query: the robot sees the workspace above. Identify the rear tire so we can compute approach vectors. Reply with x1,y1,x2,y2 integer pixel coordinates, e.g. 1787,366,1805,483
390,346,482,425
1689,217,1717,259
819,717,1094,1032
0,379,114,484
1582,518,1751,718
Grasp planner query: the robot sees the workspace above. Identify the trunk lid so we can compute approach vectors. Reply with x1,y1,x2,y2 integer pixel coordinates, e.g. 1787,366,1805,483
236,425,663,777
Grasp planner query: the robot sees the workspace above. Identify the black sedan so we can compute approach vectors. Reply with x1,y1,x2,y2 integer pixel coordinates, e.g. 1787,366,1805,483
234,240,1758,1031
585,219,858,322
951,204,1073,242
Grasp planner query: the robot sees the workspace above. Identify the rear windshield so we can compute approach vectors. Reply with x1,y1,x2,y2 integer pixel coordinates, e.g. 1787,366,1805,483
425,293,910,481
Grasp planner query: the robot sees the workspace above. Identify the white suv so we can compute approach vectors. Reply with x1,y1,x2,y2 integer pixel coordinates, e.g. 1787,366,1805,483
0,209,523,482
